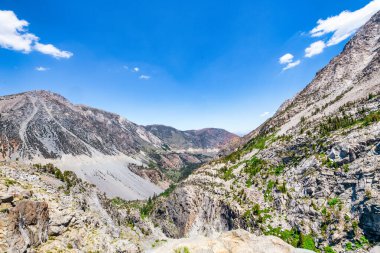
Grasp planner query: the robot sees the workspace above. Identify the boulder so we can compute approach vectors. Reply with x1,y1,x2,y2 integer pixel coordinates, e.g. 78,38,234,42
6,200,49,252
359,200,380,241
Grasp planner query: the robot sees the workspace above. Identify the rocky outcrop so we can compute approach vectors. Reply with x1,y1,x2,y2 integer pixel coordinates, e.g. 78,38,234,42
0,163,145,252
360,200,380,241
149,229,316,253
6,200,49,252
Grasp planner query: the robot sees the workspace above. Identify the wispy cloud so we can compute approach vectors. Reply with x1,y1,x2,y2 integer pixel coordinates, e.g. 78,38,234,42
139,75,151,80
283,60,301,70
260,111,270,117
0,10,73,58
305,41,326,58
279,53,294,64
279,53,301,70
34,42,72,59
124,65,151,80
305,0,380,57
35,66,49,71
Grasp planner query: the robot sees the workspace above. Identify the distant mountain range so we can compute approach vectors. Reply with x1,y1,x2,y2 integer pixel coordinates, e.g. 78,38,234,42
0,90,238,199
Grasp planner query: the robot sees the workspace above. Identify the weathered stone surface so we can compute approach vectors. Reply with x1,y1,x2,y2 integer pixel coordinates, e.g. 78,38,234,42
7,200,49,252
369,246,380,253
360,201,380,241
149,229,315,253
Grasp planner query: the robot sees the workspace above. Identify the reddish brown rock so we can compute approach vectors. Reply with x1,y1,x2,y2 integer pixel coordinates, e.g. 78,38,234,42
7,200,49,252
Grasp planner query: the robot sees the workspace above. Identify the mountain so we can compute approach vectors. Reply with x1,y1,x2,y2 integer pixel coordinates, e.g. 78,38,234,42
150,11,380,252
2,9,380,253
0,90,238,200
145,125,239,152
0,162,314,252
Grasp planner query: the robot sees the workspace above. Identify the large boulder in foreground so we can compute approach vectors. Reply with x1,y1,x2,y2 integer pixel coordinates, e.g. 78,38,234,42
148,229,315,253
6,200,49,252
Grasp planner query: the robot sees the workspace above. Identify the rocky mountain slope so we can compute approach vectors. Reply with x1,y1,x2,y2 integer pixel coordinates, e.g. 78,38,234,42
0,161,317,253
149,10,380,253
0,90,238,200
2,8,380,253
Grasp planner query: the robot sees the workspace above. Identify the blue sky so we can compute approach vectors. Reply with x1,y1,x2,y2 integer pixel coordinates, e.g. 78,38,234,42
0,0,379,134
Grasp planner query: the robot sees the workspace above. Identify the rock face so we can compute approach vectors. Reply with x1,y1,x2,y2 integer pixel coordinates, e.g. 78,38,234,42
0,162,144,252
360,201,380,241
149,229,315,253
0,90,238,200
152,10,380,253
6,200,49,252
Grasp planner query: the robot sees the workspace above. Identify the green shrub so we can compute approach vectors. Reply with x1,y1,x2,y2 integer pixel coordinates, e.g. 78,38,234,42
174,246,190,253
277,181,287,193
264,227,300,247
327,198,340,206
363,110,380,126
220,166,235,180
244,157,266,177
300,234,317,251
140,197,154,219
346,242,353,251
4,178,17,187
264,180,275,201
273,164,285,175
319,115,355,136
160,184,176,197
324,246,336,253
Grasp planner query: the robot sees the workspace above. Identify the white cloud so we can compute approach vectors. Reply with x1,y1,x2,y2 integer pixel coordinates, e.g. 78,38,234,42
35,66,49,71
279,53,294,64
132,67,139,72
283,60,301,70
0,10,73,58
260,112,270,117
34,42,72,59
279,53,301,70
305,40,326,58
139,75,150,80
310,0,380,46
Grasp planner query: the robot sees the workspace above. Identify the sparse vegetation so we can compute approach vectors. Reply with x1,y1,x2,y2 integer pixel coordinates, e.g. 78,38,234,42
33,163,80,191
327,197,340,207
264,227,300,247
140,196,155,219
174,246,190,253
265,227,318,251
264,180,275,201
218,134,274,164
317,109,380,136
243,156,266,177
4,178,17,187
299,234,317,251
152,239,167,248
324,246,336,253
160,183,176,197
219,166,235,180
